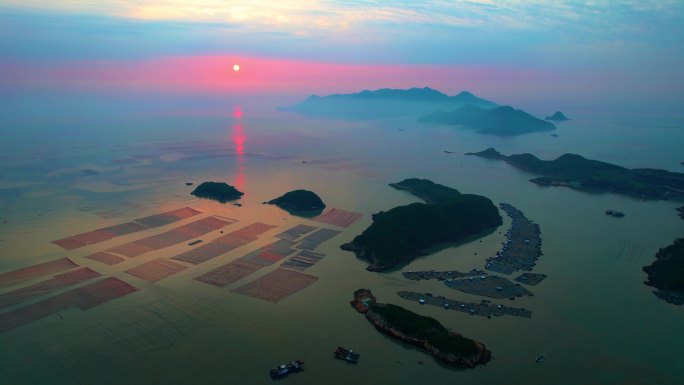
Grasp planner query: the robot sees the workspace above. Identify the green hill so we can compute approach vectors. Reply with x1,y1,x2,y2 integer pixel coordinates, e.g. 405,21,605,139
191,182,244,203
267,189,325,217
341,179,502,271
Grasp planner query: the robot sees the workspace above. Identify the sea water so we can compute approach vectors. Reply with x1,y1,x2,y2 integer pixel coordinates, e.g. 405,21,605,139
0,93,683,385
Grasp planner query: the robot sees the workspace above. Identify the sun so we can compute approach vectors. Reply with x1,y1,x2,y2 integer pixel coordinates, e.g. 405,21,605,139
233,64,240,72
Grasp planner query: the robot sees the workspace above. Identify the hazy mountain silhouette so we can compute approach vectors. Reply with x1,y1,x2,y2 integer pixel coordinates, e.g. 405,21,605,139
284,87,498,119
418,105,555,135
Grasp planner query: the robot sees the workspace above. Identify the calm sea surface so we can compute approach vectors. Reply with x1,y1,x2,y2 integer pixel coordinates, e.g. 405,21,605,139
1,94,683,385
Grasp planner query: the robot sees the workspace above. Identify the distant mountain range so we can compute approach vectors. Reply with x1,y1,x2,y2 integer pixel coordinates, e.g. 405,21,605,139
418,105,555,136
283,87,498,119
285,87,560,136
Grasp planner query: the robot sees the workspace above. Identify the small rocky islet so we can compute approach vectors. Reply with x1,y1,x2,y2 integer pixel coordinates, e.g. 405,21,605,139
545,111,570,121
190,182,244,203
266,189,326,217
350,289,492,369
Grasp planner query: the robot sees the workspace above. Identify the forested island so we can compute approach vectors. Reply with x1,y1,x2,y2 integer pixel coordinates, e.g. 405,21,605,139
350,289,491,368
467,148,684,200
643,238,684,305
191,182,244,203
266,190,326,217
341,179,502,271
418,105,555,136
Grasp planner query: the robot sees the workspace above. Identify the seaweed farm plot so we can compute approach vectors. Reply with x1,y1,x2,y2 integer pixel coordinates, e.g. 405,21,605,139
402,269,486,281
312,208,363,228
0,267,101,310
85,251,125,266
398,291,531,318
295,228,342,251
514,273,547,286
280,251,325,272
231,268,319,303
193,239,297,287
194,260,263,287
133,207,202,228
172,222,277,265
485,203,542,275
0,257,78,289
0,277,138,333
275,224,318,241
445,275,533,300
241,240,297,266
51,207,202,250
107,216,235,258
125,258,189,283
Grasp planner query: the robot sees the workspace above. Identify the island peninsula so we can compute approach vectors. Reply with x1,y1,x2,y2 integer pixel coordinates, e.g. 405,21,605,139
467,148,684,201
350,289,491,368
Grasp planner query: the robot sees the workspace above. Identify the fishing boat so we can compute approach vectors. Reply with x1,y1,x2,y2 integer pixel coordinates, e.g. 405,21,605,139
605,210,625,217
269,360,304,379
535,354,545,363
335,347,360,364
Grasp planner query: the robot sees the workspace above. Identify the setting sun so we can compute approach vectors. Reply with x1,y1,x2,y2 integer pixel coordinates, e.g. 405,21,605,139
233,64,240,72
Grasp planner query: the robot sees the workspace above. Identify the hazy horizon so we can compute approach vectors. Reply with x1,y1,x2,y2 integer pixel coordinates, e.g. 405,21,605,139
2,1,684,114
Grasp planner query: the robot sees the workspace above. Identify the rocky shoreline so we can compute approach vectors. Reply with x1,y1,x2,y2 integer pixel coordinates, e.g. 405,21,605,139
643,238,684,305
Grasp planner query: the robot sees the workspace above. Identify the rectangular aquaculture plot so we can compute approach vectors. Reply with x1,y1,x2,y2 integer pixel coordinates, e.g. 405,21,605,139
0,267,102,310
0,277,138,333
171,222,277,265
281,251,325,272
295,228,342,251
107,242,155,258
0,258,78,289
103,221,149,236
125,258,188,283
51,207,202,250
241,240,297,266
85,252,125,266
134,207,202,227
171,243,237,265
312,208,363,228
194,260,263,287
228,222,278,240
231,269,318,303
275,224,319,241
107,216,234,258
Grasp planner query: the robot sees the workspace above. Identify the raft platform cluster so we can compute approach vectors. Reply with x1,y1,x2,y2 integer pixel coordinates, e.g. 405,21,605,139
485,203,542,275
398,291,531,318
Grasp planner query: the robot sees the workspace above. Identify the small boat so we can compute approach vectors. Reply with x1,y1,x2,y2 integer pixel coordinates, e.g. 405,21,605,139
605,210,625,218
269,360,304,379
335,347,360,364
535,354,545,363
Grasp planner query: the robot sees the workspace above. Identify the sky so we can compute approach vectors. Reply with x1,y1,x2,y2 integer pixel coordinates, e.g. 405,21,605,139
1,1,683,111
